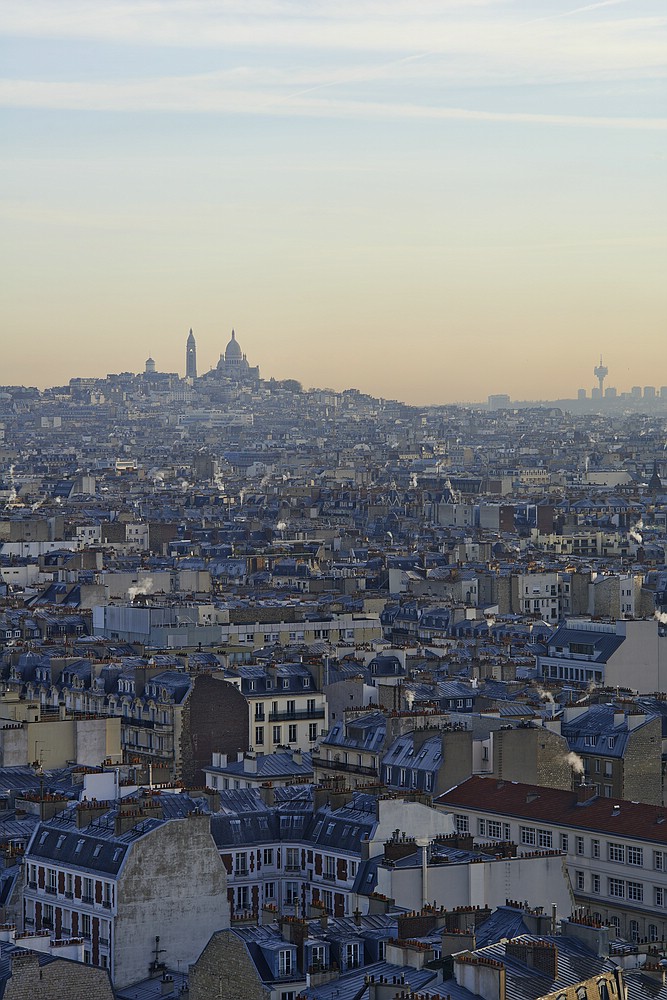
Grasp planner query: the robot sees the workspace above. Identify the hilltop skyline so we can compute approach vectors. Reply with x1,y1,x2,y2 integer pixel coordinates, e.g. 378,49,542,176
1,0,666,403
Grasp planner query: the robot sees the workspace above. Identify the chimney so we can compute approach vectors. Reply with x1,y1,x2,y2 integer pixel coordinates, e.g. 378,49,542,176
576,783,597,805
244,754,258,774
161,974,174,996
506,940,558,981
259,783,275,807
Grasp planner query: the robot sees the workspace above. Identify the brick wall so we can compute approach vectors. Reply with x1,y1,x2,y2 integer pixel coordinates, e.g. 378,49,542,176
180,674,249,786
3,952,114,1000
189,929,270,1000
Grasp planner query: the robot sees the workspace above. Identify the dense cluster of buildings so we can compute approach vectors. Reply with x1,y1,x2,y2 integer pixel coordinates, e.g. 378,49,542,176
1,333,667,996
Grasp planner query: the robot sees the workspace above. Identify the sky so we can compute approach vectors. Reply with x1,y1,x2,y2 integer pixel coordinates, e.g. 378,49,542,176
1,0,666,404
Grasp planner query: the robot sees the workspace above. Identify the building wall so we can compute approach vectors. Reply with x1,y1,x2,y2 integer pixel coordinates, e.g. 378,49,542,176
376,853,572,915
189,929,270,1000
492,728,572,791
623,718,663,805
179,674,249,786
2,951,115,1000
0,717,121,769
112,815,229,989
606,621,667,692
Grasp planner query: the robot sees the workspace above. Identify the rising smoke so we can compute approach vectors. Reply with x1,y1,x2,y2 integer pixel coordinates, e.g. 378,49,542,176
128,577,155,601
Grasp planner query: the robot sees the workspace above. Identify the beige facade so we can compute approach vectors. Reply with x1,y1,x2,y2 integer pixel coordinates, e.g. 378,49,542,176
0,692,121,768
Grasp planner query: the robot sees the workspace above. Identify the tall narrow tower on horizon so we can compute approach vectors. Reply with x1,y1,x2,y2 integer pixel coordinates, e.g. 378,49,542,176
594,354,608,395
186,328,197,379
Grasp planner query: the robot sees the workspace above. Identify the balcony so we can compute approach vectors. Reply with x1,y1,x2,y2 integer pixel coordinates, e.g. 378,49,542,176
313,756,378,778
269,708,325,723
322,871,336,882
82,894,94,905
45,886,57,896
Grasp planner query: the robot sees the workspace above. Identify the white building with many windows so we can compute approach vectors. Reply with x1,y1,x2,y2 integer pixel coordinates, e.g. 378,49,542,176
438,775,667,942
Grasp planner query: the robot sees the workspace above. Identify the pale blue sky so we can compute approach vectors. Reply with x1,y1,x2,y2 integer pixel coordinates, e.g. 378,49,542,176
1,0,665,402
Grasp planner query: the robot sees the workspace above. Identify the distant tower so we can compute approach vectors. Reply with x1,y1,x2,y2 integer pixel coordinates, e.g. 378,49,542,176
186,328,197,379
145,356,156,374
594,355,608,395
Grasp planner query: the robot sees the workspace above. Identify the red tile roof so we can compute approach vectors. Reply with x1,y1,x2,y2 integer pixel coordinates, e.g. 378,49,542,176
436,776,667,844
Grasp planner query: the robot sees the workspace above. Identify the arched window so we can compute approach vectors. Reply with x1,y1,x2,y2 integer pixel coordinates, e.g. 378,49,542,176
629,919,640,942
649,924,659,942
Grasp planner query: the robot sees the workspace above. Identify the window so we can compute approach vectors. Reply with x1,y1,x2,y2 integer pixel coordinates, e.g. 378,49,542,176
324,856,335,880
655,887,665,906
308,723,318,742
272,726,281,744
538,830,553,849
255,726,264,745
628,846,643,867
575,836,585,855
278,950,293,976
592,874,600,893
265,882,275,900
590,838,600,859
560,833,569,852
576,871,585,890
649,924,659,942
478,819,486,836
47,868,57,893
236,885,249,909
345,943,361,969
627,880,643,902
235,852,248,875
349,861,358,878
520,827,536,846
654,851,665,871
42,903,54,928
321,889,333,914
584,735,596,747
263,848,273,865
288,725,297,743
285,882,299,905
455,815,470,835
604,760,613,777
608,842,625,864
82,876,93,903
425,773,433,792
81,913,91,939
608,878,625,898
285,848,300,872
629,919,640,943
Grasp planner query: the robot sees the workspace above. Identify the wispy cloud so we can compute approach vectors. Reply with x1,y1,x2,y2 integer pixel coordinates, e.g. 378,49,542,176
1,75,665,131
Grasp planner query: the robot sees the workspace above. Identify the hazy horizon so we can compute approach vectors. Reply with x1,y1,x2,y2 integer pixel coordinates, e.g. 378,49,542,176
2,0,665,405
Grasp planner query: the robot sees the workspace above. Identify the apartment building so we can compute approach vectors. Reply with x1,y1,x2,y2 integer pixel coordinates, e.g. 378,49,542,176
228,661,328,755
22,795,229,989
538,618,667,691
438,775,667,942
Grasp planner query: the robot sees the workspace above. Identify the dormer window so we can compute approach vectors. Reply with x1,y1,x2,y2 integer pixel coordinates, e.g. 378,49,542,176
278,949,293,976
